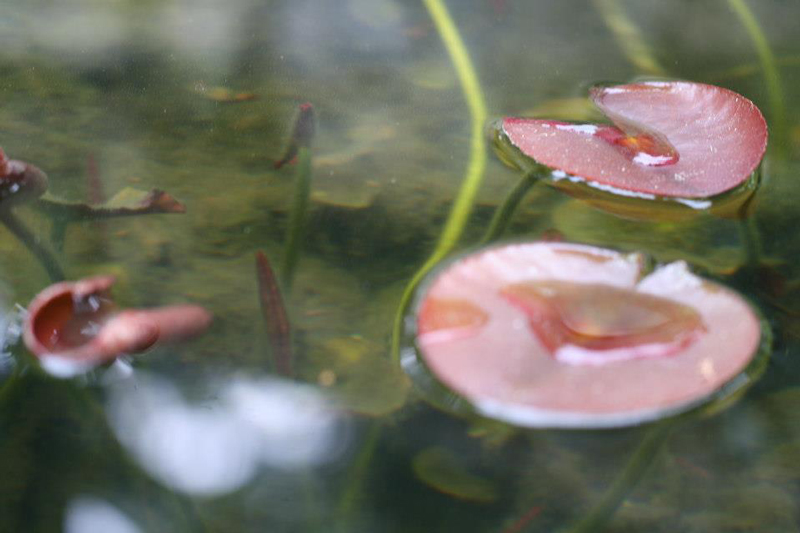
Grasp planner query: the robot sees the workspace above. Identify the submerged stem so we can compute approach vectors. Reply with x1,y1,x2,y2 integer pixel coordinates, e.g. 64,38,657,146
564,421,675,533
390,0,488,364
0,209,64,282
481,169,541,245
592,0,666,76
738,216,763,268
726,0,788,155
281,146,313,289
335,422,382,530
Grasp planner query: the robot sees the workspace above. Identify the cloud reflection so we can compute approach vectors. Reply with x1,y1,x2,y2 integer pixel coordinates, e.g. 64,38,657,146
106,372,348,497
64,496,141,533
0,302,21,378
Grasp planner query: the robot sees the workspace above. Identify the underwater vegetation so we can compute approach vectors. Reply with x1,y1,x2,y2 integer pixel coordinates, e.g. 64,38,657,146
2,0,800,532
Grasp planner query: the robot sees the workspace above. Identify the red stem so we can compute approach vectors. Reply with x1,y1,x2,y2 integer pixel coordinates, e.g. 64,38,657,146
255,250,293,377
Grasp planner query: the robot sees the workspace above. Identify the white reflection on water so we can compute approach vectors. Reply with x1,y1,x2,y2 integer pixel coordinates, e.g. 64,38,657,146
156,1,248,65
0,302,22,378
64,496,141,533
106,372,349,497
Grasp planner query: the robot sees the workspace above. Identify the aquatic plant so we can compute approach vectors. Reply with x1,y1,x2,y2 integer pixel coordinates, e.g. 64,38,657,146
492,81,770,270
409,242,766,428
276,102,316,288
0,146,188,281
495,81,768,220
255,250,293,377
23,275,211,377
0,148,65,281
592,0,666,76
725,0,787,153
405,241,769,531
37,186,186,250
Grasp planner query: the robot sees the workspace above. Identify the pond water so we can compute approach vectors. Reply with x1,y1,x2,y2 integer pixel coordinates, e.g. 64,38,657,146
1,1,800,532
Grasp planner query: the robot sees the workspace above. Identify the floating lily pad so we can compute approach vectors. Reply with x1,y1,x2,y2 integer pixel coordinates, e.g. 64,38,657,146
405,242,768,428
494,82,768,219
411,447,498,503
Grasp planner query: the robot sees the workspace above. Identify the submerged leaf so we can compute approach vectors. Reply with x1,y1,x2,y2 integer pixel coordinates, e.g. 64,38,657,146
38,188,186,220
412,447,498,503
316,336,409,417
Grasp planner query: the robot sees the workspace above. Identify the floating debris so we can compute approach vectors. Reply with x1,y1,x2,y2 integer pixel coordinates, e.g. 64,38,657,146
192,83,257,103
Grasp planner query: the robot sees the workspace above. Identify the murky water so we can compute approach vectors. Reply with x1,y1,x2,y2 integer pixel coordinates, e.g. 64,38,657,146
1,1,800,531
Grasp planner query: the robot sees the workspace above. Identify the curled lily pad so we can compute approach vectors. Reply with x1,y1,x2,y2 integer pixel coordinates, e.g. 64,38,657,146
494,82,768,218
405,242,767,428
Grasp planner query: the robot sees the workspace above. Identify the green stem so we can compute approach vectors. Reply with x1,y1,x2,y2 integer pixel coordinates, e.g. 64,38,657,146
564,421,675,533
726,0,788,156
480,169,541,245
0,209,65,282
390,0,488,365
282,146,313,288
335,422,382,531
592,0,666,76
738,216,763,267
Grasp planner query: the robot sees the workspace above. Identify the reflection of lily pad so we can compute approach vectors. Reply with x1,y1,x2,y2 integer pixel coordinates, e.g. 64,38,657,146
316,336,409,416
312,177,380,210
412,447,498,503
552,199,743,274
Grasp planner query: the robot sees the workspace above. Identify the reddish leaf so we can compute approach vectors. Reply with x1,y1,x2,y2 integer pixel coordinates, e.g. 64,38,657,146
501,82,767,198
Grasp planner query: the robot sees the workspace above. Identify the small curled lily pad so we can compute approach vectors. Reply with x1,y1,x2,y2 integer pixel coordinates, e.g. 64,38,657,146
405,242,767,428
411,447,498,503
494,82,768,217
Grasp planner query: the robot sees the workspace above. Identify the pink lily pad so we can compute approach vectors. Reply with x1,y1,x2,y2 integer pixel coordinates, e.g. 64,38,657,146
410,242,764,428
500,82,768,199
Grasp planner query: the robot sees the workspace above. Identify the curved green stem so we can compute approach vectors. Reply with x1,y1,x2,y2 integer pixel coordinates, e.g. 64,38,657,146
0,209,64,282
390,0,488,364
480,169,541,245
281,146,313,288
738,216,763,268
335,422,382,531
563,421,675,533
592,0,666,76
726,0,788,156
